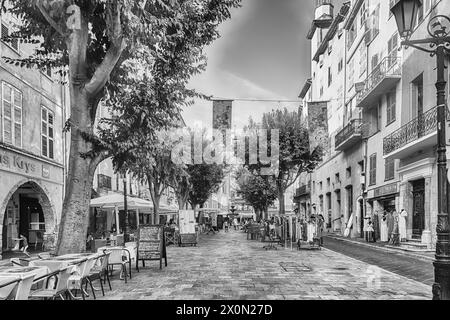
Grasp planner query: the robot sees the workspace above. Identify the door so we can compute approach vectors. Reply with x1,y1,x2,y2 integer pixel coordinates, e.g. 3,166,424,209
359,200,364,237
412,180,425,236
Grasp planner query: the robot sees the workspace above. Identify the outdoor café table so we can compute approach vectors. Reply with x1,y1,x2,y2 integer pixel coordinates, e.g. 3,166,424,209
0,265,50,300
29,254,97,272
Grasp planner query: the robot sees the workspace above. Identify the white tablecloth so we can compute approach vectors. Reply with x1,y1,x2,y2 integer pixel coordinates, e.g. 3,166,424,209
0,276,19,300
0,266,50,300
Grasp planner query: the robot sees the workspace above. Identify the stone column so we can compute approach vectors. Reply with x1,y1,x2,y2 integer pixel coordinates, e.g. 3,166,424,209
422,176,433,248
399,182,412,239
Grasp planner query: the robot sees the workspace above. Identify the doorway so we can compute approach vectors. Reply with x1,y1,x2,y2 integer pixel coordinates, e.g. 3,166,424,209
412,179,425,237
2,182,51,254
359,199,364,237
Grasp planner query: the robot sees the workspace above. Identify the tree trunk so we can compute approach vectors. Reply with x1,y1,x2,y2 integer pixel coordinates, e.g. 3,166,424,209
177,195,186,211
56,91,98,254
153,199,160,225
263,207,269,220
278,187,285,215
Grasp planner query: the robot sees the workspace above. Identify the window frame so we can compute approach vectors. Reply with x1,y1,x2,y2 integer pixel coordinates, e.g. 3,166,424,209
369,154,377,186
41,106,55,160
385,158,395,182
2,81,22,148
386,91,396,126
1,22,20,54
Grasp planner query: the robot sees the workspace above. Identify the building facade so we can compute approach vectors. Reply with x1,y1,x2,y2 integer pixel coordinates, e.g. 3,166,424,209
303,0,448,248
0,11,69,258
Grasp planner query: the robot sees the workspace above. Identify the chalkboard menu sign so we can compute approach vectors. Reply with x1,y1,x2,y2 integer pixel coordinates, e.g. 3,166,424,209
136,225,167,270
179,234,197,247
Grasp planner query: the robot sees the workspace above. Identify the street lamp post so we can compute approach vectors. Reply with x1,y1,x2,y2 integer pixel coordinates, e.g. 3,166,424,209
123,174,130,243
391,0,450,300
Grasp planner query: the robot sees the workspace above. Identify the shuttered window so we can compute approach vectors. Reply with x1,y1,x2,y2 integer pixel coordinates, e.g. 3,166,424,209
2,82,22,148
41,107,55,159
369,154,377,186
387,92,396,125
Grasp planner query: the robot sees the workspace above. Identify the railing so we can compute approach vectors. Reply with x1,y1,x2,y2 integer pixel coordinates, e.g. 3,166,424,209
357,56,401,104
335,119,363,148
383,107,438,155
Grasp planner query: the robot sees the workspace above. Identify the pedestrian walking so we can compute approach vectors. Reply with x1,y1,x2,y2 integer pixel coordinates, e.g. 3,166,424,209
224,220,229,232
380,213,389,242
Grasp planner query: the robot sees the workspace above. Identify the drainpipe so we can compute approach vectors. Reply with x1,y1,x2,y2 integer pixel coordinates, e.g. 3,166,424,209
61,72,67,233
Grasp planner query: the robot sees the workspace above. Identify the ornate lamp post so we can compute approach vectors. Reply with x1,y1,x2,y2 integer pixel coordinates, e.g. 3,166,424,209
391,0,450,300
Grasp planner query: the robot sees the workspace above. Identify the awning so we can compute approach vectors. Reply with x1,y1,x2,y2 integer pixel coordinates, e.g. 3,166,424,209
90,193,153,213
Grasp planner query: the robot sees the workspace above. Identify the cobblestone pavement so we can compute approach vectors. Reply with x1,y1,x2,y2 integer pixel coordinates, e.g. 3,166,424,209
98,230,432,300
323,236,435,285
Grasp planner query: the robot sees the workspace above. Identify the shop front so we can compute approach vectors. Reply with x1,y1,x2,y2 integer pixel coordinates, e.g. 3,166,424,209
366,182,400,241
0,147,63,259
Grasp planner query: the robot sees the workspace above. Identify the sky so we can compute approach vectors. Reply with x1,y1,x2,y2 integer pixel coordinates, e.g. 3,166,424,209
182,0,317,129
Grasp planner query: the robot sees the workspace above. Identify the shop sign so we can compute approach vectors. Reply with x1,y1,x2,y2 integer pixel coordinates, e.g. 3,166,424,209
0,152,37,174
373,183,398,198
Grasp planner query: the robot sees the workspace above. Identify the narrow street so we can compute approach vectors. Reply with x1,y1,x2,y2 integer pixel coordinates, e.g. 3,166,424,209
99,230,432,300
322,236,435,286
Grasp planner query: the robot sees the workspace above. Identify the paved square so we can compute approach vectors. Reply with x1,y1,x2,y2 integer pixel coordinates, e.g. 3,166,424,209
99,231,432,300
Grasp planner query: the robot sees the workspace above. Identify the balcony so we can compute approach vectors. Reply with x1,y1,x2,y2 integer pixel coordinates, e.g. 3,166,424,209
357,56,401,109
383,107,438,159
335,119,363,151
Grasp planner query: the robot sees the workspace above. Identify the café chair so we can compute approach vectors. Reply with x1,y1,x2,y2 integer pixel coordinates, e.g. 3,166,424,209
68,257,97,300
0,277,21,300
87,252,111,297
9,274,36,300
29,266,72,300
107,248,129,283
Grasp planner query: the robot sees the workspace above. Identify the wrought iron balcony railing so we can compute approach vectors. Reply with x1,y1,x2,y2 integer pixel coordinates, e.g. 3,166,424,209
357,56,401,106
383,106,438,156
335,119,363,149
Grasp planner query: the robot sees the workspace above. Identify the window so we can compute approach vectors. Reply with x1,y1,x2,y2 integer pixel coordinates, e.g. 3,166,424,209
335,173,340,183
98,174,112,190
347,21,357,49
338,58,343,73
1,23,19,52
387,33,398,67
346,167,352,179
416,1,424,26
389,0,395,17
369,154,377,186
348,59,355,91
41,107,54,159
359,1,367,28
319,182,323,191
328,67,332,87
412,74,424,119
385,159,395,181
327,178,331,187
2,82,22,148
387,91,396,125
359,44,367,76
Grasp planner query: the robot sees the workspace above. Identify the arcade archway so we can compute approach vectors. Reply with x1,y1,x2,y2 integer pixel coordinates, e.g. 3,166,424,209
1,180,56,255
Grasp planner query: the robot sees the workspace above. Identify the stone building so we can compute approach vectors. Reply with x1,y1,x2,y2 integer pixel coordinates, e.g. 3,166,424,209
0,11,69,258
301,0,448,249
